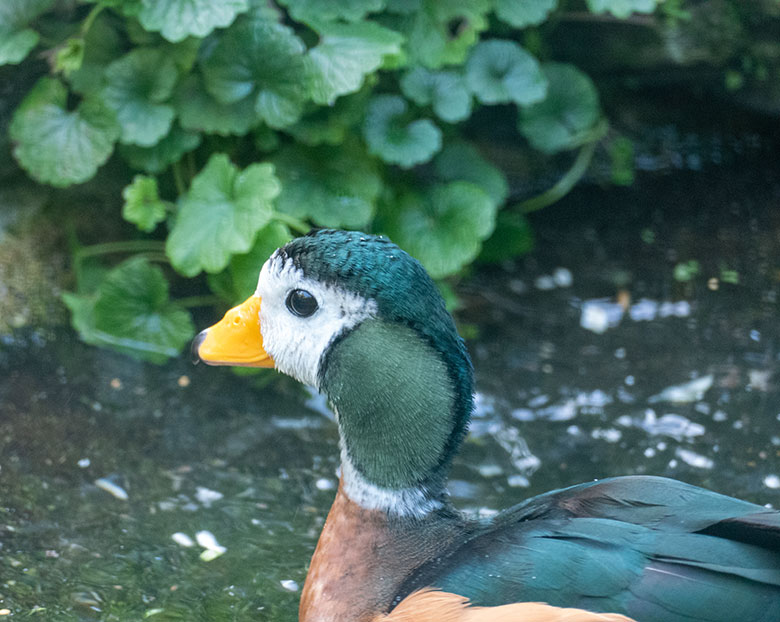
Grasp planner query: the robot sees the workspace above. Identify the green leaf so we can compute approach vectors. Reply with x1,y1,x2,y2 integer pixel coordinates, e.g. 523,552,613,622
434,141,508,205
273,140,382,229
10,77,119,187
306,21,403,105
138,0,249,43
383,181,496,278
478,211,534,263
54,37,85,75
494,0,557,27
201,18,309,128
586,0,658,18
0,0,55,66
120,124,201,173
518,62,601,153
388,0,490,69
207,222,293,303
400,67,472,123
102,48,178,146
465,39,547,106
122,175,167,232
363,94,441,168
173,75,258,136
166,153,281,276
279,0,385,23
286,89,370,146
64,257,195,364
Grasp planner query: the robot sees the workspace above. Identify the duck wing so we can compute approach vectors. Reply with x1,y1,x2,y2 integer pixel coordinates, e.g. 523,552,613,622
394,476,780,622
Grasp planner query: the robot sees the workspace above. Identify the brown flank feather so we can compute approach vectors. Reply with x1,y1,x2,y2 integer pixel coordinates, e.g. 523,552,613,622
376,588,636,622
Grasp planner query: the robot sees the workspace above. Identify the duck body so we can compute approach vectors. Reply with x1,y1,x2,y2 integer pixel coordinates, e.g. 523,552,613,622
194,229,780,621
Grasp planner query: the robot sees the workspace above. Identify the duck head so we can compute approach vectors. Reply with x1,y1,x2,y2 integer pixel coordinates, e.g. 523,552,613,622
193,229,474,517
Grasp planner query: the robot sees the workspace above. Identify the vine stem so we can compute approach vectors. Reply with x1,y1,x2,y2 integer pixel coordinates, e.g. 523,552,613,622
518,120,608,215
80,3,105,36
172,161,187,197
76,240,167,260
272,212,310,235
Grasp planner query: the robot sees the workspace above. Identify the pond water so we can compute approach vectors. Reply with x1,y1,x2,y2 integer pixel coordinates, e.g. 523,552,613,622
2,163,780,621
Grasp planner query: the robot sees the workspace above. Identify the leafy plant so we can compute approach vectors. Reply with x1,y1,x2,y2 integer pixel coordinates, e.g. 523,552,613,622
2,0,665,362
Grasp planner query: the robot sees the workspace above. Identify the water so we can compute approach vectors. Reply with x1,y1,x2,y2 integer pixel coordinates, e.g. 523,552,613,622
2,166,779,620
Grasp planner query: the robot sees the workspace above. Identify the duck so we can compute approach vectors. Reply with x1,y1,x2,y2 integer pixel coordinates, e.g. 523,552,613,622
192,229,780,622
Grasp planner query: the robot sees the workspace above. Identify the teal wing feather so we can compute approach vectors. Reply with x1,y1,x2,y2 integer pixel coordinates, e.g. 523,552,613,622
395,476,780,622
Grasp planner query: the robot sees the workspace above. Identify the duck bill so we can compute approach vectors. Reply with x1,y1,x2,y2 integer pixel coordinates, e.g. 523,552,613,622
192,296,275,368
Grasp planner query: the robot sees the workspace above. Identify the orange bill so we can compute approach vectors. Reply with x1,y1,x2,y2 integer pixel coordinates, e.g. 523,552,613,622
192,296,274,367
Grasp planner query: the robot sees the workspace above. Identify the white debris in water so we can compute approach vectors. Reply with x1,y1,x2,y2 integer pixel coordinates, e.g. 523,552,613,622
629,299,658,321
94,478,128,500
507,474,531,488
713,410,728,422
644,447,656,458
625,375,635,386
580,299,624,334
763,475,780,489
591,428,622,443
196,530,226,561
535,399,577,421
527,394,550,408
552,267,573,287
510,408,535,421
648,374,713,403
473,392,496,418
315,478,335,491
171,532,194,547
675,448,714,469
617,410,705,440
576,390,613,409
195,487,223,507
477,464,503,477
694,402,711,414
534,275,557,290
77,458,91,468
659,301,691,318
478,507,499,518
280,580,299,592
491,425,541,475
614,347,626,359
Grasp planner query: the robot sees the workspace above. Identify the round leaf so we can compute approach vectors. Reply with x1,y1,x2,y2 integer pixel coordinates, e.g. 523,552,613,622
201,18,309,128
465,39,547,106
495,0,557,28
208,222,293,303
87,257,194,363
0,0,55,66
306,21,403,105
363,95,442,168
173,75,258,136
383,181,496,278
400,67,472,123
518,62,601,153
273,140,382,229
434,141,508,205
392,0,490,69
102,48,178,146
166,153,281,276
10,77,119,187
586,0,658,18
122,175,167,232
278,0,385,24
138,0,249,43
120,124,202,173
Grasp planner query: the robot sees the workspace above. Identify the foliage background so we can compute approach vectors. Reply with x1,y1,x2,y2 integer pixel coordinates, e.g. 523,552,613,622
1,0,777,360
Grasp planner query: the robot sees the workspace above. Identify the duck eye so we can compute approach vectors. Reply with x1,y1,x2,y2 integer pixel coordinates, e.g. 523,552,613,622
286,289,318,318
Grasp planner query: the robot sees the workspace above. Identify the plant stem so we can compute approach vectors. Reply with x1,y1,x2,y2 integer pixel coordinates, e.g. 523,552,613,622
518,121,608,214
172,161,187,197
272,212,310,235
76,240,166,260
80,3,105,37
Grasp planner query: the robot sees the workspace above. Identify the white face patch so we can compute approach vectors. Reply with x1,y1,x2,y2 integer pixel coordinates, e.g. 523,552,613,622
255,253,377,388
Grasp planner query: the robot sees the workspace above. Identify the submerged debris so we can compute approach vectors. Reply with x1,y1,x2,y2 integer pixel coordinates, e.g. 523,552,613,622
94,477,129,500
648,375,714,404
